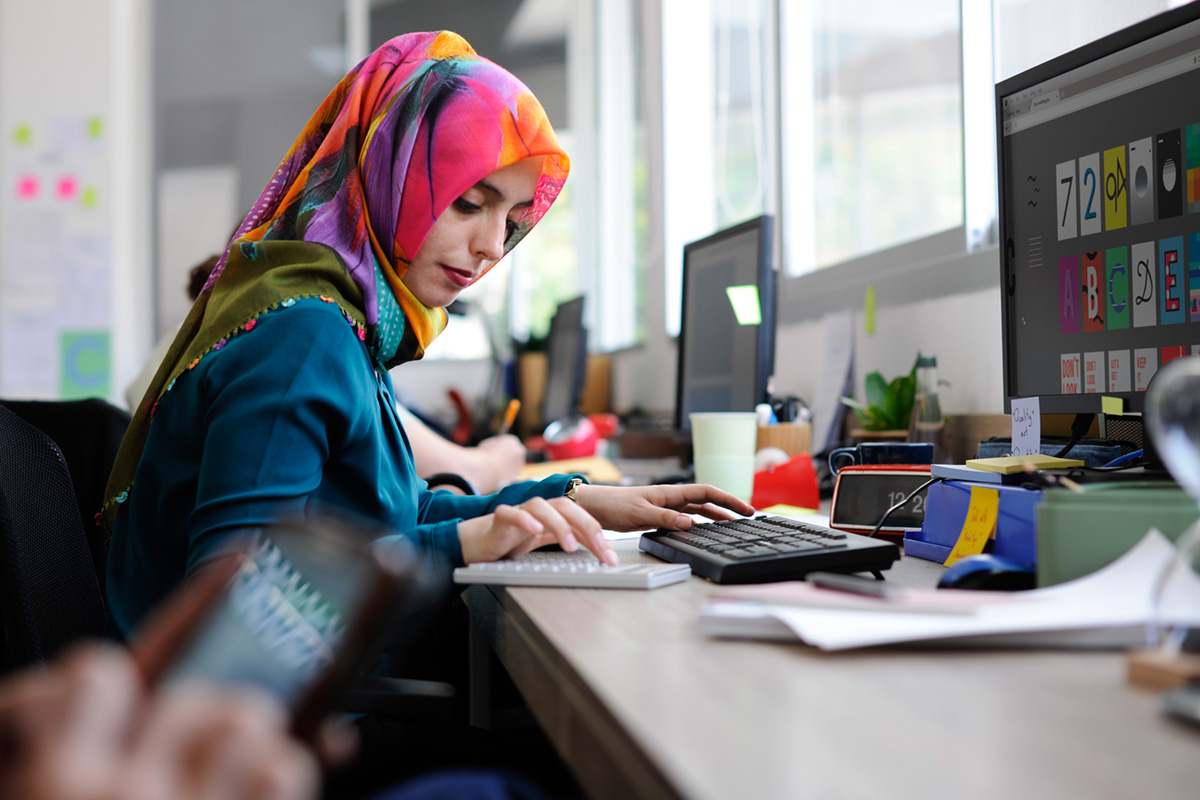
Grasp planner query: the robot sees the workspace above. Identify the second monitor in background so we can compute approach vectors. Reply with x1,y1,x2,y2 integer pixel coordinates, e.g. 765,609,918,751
675,215,776,433
541,295,588,430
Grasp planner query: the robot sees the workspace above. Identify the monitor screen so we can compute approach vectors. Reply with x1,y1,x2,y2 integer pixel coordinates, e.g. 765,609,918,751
541,296,587,427
997,5,1200,414
675,216,775,431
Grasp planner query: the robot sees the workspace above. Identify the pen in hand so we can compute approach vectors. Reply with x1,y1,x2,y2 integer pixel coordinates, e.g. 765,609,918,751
499,398,520,435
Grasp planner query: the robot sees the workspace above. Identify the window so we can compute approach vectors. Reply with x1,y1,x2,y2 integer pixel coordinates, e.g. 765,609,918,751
782,0,963,276
661,0,773,335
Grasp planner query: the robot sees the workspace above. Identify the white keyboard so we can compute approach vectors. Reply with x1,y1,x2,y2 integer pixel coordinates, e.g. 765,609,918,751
453,550,691,589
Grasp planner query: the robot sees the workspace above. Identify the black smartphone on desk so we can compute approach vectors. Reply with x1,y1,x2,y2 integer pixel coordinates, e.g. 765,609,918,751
142,516,416,743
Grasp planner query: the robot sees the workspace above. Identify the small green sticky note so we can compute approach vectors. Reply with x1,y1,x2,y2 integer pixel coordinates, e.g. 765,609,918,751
81,187,98,209
86,116,103,140
1101,396,1124,415
13,124,31,146
725,285,761,326
864,285,876,335
60,331,111,399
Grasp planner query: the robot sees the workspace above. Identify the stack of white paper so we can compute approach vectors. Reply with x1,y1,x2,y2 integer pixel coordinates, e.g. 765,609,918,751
699,529,1200,650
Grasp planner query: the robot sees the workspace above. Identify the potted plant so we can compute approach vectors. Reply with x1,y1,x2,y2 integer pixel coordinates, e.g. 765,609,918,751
838,356,918,443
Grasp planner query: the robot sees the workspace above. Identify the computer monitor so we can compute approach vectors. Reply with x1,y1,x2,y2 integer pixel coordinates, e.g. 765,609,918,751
996,5,1200,414
675,215,775,431
541,296,588,428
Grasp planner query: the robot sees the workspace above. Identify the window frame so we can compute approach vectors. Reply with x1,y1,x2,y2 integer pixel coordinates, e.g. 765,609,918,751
774,0,1001,326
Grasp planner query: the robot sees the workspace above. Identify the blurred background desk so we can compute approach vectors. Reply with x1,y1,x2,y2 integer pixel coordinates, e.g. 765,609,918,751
462,539,1200,800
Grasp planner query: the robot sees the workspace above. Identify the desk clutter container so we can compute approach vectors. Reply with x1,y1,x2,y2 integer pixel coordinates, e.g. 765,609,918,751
1037,482,1199,587
756,422,810,456
903,480,1041,568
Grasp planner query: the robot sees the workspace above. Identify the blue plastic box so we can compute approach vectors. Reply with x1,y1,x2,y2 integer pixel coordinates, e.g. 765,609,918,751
903,480,1042,568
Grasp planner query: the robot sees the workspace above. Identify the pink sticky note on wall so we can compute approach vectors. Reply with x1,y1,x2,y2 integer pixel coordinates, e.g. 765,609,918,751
16,175,38,200
56,176,78,200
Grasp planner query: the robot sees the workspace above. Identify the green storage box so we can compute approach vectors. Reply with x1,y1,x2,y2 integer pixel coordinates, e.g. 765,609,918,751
1037,482,1200,587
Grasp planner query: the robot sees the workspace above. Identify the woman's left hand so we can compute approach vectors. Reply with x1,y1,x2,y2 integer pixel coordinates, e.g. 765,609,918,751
571,483,755,533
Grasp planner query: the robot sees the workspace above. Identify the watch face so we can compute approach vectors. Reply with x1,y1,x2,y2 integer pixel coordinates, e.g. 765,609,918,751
830,467,931,533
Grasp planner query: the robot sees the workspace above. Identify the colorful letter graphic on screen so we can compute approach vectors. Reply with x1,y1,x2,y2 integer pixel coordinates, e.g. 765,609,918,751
1061,353,1081,394
1103,145,1127,230
1056,160,1078,241
1129,137,1155,225
1084,351,1105,394
1132,241,1156,328
1109,350,1131,393
1079,153,1102,236
1188,123,1200,213
1157,129,1183,219
1135,348,1158,392
1105,246,1130,329
1159,235,1185,324
1162,346,1187,365
1082,251,1105,332
1059,255,1080,333
1190,233,1200,321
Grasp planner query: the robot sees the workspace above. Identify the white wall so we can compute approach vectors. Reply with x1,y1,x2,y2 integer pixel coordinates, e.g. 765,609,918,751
611,261,1007,420
0,0,152,403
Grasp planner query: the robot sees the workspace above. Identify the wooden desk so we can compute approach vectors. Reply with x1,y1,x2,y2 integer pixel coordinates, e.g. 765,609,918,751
464,540,1200,800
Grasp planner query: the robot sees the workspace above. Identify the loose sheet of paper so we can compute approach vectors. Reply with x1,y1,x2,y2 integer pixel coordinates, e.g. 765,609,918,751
700,528,1200,651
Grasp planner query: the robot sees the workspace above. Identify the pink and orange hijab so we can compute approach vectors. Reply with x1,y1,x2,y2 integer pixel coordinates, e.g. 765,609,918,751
102,31,568,531
217,29,569,362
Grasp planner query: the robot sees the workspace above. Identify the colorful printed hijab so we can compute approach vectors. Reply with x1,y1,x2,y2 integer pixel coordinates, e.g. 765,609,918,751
101,31,569,532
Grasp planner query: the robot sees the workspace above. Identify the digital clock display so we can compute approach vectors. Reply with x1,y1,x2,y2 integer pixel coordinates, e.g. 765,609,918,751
829,466,933,534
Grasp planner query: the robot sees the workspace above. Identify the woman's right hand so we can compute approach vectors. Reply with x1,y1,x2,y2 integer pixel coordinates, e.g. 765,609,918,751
457,496,617,565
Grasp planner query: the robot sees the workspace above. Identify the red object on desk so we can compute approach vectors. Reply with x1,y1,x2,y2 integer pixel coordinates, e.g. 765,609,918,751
751,453,819,510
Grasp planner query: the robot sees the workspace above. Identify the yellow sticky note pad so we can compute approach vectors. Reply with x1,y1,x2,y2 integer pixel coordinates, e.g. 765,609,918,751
944,486,999,567
1101,396,1124,415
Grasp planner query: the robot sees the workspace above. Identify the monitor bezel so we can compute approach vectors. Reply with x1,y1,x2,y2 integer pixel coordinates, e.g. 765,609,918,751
541,295,587,428
674,214,776,432
995,3,1200,414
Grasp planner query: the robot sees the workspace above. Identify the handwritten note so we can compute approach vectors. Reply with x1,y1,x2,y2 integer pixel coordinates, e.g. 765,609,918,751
1010,396,1041,457
944,486,999,567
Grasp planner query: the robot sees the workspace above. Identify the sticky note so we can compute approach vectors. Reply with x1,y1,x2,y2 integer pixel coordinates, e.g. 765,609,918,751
760,504,819,517
13,123,31,146
81,186,99,209
965,454,1084,474
56,176,79,201
725,285,761,326
16,175,38,200
944,486,999,567
864,285,876,335
1010,396,1041,457
86,116,103,140
1101,396,1124,415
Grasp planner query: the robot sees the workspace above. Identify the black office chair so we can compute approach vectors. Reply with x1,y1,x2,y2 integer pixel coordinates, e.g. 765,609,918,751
0,405,107,674
0,397,131,587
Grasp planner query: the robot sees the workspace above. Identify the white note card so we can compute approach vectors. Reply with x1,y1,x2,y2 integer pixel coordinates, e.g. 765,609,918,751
1010,397,1041,457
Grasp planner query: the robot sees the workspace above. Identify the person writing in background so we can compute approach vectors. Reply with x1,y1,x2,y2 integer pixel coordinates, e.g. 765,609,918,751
396,403,526,494
101,31,753,642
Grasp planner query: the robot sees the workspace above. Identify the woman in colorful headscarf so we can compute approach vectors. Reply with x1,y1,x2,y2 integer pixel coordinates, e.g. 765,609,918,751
102,31,752,637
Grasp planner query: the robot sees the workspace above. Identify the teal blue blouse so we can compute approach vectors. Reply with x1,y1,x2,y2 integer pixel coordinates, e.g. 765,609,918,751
106,298,575,637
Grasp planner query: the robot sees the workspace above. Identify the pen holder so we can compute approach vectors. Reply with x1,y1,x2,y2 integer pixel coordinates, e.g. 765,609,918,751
756,422,810,457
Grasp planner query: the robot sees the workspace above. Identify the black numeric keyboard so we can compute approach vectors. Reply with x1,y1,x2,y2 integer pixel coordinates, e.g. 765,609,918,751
639,514,900,584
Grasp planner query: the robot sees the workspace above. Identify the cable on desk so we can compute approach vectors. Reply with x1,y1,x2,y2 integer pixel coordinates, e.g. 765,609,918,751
867,476,944,538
